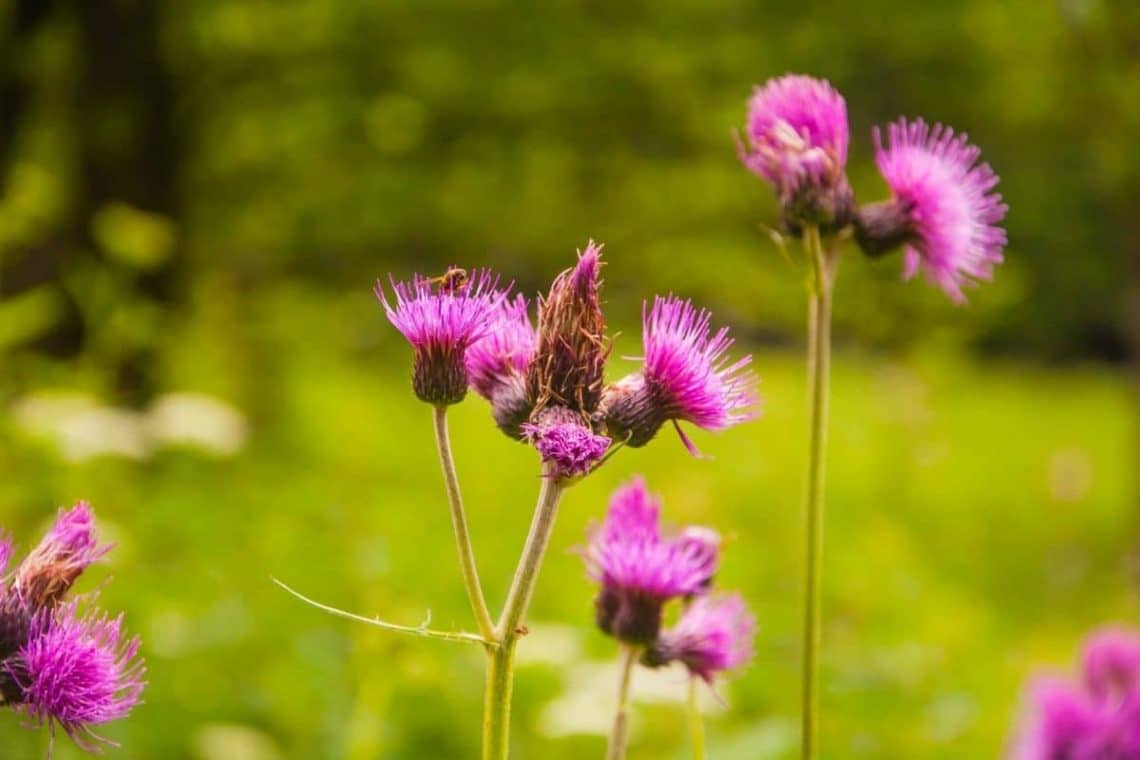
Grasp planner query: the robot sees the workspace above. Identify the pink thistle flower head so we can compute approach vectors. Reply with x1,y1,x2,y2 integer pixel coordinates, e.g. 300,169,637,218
644,593,755,683
7,603,145,752
584,478,719,644
522,406,610,480
465,294,537,437
858,118,1007,303
525,242,609,418
15,502,110,611
376,267,503,405
741,74,853,230
602,296,757,455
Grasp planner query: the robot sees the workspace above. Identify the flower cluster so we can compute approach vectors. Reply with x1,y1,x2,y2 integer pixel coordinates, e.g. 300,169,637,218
378,243,757,479
584,478,755,684
0,503,145,752
1012,627,1140,759
741,74,1008,301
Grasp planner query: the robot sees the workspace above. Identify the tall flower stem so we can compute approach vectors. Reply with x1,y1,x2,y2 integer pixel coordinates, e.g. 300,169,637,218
605,644,639,760
482,468,566,760
432,405,496,642
800,224,836,760
687,677,706,760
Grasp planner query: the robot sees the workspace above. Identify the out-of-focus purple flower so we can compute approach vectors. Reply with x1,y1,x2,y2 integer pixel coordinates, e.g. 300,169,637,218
522,407,610,479
1083,627,1140,700
644,593,755,683
1012,627,1140,759
376,268,504,405
740,74,853,230
15,502,110,610
858,118,1007,303
601,296,757,455
466,294,537,437
584,478,719,644
7,603,145,752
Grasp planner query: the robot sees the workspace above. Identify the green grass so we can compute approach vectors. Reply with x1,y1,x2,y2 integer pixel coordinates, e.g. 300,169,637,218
0,288,1134,758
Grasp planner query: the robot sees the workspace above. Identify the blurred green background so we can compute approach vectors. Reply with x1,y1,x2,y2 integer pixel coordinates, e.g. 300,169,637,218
1,0,1138,757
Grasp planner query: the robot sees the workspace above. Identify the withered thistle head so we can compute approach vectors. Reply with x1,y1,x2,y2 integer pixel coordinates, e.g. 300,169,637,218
14,503,109,612
525,242,610,419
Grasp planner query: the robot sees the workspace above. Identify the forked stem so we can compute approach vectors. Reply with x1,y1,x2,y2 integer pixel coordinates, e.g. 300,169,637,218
432,405,496,642
482,469,566,760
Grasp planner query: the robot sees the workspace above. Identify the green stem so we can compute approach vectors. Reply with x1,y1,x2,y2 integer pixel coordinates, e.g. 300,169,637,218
432,405,496,642
482,469,566,760
605,644,638,760
687,677,706,760
801,225,835,760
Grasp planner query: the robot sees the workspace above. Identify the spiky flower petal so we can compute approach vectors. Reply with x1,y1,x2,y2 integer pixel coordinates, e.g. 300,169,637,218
866,118,1007,302
8,603,145,752
584,478,718,644
15,503,110,610
376,268,503,405
644,593,755,683
602,297,757,454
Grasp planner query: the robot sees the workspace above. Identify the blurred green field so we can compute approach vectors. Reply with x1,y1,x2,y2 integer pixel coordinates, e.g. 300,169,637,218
0,286,1133,758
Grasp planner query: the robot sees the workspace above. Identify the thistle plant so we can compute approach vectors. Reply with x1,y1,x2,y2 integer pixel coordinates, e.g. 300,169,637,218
583,478,755,760
739,73,1008,759
0,502,145,755
278,242,758,758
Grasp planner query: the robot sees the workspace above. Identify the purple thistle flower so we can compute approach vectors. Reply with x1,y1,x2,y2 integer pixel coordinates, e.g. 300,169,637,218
740,74,853,230
644,593,755,684
584,478,718,644
860,118,1007,303
601,296,757,455
522,407,610,479
376,268,504,405
15,502,110,611
7,602,145,752
465,294,537,437
1011,627,1140,759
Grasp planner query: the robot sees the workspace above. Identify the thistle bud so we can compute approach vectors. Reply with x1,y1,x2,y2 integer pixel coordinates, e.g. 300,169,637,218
525,242,609,418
